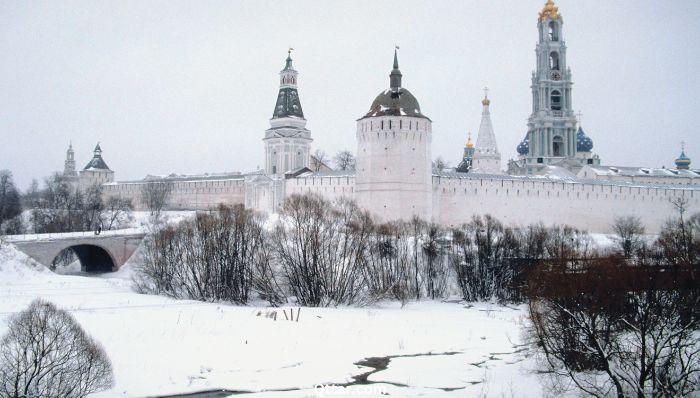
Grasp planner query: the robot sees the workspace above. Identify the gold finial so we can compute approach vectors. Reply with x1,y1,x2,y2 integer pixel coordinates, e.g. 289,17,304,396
482,86,490,106
539,0,559,22
466,132,474,148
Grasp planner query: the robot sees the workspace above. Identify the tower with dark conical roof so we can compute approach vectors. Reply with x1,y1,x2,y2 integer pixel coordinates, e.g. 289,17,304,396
263,50,312,176
79,142,114,187
355,48,432,222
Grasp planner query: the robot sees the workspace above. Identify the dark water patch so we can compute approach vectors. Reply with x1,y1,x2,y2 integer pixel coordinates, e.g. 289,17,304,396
153,351,466,397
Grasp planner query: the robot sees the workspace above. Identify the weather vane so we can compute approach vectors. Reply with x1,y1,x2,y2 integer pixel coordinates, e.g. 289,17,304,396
483,86,489,98
288,47,294,55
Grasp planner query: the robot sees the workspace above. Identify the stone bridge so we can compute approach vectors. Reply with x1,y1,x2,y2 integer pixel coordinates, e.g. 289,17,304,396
5,228,146,272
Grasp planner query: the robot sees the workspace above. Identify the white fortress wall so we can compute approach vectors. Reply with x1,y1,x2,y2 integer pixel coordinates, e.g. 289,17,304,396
284,174,355,204
433,173,700,233
103,177,246,211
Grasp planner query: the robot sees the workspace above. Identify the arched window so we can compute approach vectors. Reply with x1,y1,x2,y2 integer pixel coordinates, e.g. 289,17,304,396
548,21,559,41
551,90,562,111
553,136,564,157
550,52,560,70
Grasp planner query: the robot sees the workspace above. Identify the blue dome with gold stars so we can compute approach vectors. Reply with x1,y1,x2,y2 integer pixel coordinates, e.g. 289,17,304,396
576,127,593,152
516,134,529,156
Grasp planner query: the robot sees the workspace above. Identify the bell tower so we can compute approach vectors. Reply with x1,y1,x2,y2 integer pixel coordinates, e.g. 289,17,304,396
263,49,312,176
523,0,577,173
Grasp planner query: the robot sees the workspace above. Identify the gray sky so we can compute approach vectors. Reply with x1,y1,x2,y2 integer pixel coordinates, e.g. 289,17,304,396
2,0,700,189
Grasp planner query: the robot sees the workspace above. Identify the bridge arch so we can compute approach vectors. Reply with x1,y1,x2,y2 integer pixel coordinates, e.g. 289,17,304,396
53,244,118,273
8,230,145,272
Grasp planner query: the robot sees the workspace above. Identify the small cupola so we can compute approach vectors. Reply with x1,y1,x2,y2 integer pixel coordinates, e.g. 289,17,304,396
675,142,691,170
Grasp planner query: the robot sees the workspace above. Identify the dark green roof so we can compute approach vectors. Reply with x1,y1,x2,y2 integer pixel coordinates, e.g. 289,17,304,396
272,87,304,119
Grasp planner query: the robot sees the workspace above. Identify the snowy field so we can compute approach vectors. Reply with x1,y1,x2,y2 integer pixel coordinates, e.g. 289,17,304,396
0,241,559,397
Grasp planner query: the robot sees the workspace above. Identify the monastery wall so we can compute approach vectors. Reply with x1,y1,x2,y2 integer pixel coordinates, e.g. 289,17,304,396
284,175,355,204
433,174,700,233
103,178,246,211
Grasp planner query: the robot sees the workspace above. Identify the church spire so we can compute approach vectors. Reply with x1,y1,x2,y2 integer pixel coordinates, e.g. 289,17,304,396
390,46,402,90
272,49,304,119
471,89,501,174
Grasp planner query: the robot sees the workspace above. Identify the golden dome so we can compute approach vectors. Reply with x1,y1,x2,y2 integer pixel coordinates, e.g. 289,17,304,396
466,132,474,148
482,97,490,106
539,0,559,22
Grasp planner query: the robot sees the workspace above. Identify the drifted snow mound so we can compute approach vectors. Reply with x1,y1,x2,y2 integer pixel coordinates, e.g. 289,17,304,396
0,242,50,282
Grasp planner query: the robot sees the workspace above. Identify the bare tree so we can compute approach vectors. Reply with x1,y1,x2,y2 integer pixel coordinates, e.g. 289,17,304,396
104,196,133,230
310,149,328,172
30,173,84,233
0,170,22,234
333,150,356,171
433,156,450,172
140,180,173,222
82,183,104,231
612,215,646,258
0,299,114,398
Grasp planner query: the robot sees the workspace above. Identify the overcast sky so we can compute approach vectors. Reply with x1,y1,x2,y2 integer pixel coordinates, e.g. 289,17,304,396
2,0,700,189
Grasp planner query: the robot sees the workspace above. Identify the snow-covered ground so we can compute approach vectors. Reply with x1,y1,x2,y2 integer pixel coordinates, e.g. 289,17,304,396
0,241,554,397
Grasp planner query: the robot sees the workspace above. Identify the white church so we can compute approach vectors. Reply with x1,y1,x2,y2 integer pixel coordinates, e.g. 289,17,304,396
67,0,698,233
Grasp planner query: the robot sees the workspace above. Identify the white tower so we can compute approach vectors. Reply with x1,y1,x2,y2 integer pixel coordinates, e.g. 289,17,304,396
263,50,312,176
355,49,432,222
471,90,501,174
63,142,78,180
522,0,578,173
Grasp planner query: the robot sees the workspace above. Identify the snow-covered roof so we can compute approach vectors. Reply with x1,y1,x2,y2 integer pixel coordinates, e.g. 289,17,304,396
582,165,700,179
107,171,245,185
434,170,700,191
292,169,356,178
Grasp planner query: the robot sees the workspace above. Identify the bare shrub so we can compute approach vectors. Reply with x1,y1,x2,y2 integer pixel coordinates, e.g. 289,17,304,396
450,215,523,302
272,194,371,306
362,222,414,302
0,299,114,398
136,204,265,304
527,241,700,397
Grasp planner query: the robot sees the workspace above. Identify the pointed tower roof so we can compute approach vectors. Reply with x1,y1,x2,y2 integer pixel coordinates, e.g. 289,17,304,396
272,49,305,119
83,142,111,171
474,89,499,157
363,48,429,120
390,47,402,91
